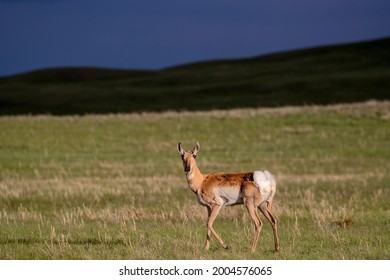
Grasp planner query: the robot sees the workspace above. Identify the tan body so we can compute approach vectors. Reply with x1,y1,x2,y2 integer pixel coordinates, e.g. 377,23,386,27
178,142,279,252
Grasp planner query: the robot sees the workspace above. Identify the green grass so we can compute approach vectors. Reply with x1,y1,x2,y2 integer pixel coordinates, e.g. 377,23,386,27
1,37,389,115
0,101,389,259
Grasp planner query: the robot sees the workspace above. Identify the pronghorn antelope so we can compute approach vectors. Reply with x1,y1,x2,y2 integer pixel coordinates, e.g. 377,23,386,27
177,141,279,252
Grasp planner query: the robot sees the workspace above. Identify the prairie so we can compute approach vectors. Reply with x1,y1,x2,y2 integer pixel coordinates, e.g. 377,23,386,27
0,101,389,259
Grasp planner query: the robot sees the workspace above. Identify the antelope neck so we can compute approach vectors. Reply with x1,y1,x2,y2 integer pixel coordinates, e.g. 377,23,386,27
186,163,203,193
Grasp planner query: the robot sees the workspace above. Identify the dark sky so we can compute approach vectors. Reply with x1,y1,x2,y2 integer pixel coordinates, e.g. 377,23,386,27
1,0,389,77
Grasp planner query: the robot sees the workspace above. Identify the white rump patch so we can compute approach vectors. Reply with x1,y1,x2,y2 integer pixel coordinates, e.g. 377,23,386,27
253,170,276,200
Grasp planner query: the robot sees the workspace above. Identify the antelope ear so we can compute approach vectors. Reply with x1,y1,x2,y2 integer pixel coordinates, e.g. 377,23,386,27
192,141,200,156
177,142,185,155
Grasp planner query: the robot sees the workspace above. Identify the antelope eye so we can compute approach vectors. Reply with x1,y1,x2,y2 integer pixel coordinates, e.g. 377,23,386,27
193,155,197,159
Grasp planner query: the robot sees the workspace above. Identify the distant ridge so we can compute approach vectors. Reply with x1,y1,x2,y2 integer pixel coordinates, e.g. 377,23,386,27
0,67,154,84
1,37,389,115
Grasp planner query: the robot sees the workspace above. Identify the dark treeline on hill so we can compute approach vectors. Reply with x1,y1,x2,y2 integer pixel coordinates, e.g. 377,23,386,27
0,37,389,115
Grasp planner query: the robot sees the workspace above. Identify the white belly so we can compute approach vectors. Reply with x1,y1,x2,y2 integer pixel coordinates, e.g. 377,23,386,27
215,187,242,206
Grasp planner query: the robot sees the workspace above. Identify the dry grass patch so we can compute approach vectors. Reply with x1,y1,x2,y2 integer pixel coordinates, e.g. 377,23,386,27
0,101,389,259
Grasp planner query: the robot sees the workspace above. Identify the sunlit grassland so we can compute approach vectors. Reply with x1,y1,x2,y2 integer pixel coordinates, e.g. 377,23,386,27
0,101,389,259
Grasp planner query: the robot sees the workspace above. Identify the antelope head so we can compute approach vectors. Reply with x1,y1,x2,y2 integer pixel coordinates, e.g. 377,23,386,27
177,141,200,176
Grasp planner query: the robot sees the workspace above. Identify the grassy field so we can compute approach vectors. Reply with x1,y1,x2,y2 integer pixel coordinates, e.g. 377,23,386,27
1,37,389,115
0,101,389,259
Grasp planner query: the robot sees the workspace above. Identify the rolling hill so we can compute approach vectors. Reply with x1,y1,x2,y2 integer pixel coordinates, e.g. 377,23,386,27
0,37,389,115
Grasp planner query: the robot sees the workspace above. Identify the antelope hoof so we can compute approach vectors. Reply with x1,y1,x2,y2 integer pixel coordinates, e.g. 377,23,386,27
222,243,229,250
